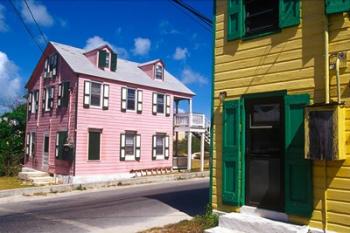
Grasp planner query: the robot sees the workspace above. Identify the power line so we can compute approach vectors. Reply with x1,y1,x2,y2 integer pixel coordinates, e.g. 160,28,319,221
7,0,44,52
23,0,49,45
171,0,212,27
169,0,212,32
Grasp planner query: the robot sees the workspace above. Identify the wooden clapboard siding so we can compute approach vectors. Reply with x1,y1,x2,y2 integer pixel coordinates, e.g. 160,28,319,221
25,44,77,175
213,0,350,231
75,75,187,175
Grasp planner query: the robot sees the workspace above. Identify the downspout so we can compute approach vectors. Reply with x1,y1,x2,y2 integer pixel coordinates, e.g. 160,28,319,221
323,14,329,232
336,57,341,103
324,15,330,104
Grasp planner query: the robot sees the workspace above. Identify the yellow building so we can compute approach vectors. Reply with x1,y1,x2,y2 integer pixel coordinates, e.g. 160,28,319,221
211,0,350,232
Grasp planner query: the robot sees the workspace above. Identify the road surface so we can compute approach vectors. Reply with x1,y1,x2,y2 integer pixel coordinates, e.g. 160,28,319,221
0,178,209,233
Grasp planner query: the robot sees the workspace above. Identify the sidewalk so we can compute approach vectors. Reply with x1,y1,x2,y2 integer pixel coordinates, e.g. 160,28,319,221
0,171,209,199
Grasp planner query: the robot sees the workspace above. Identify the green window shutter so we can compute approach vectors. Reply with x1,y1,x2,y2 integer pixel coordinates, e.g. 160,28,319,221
98,50,107,68
284,94,312,217
222,99,242,206
110,53,117,72
279,0,300,28
227,0,243,40
57,131,67,160
88,131,101,160
326,0,350,14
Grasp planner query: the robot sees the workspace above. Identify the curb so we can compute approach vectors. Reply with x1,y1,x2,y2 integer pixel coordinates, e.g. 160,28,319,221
0,171,209,199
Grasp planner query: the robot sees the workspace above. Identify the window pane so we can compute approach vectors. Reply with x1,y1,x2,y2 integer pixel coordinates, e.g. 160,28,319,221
156,135,164,155
44,136,49,153
155,65,163,79
105,53,110,67
91,83,101,106
157,94,164,113
58,131,67,159
125,134,135,155
245,0,278,36
88,131,100,160
127,89,136,110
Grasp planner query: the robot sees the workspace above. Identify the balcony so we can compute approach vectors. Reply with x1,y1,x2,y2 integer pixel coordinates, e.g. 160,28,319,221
174,113,206,131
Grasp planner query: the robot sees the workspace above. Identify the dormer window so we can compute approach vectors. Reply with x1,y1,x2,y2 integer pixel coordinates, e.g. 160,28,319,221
98,49,117,72
155,64,163,80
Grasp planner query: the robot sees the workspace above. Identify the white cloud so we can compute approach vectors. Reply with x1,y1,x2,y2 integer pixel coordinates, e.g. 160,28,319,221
0,52,22,113
132,37,151,56
181,68,208,85
159,20,180,35
0,4,8,32
20,0,54,27
84,35,129,59
173,47,189,60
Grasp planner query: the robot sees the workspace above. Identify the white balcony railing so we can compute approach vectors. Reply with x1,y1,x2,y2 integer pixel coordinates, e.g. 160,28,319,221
174,113,206,128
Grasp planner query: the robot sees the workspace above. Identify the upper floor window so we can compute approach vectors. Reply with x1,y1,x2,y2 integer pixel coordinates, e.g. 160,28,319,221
245,0,278,37
152,93,171,116
155,64,163,80
156,94,165,114
44,53,58,78
127,89,136,111
121,87,143,113
227,0,300,40
98,50,117,71
83,81,109,109
91,82,102,107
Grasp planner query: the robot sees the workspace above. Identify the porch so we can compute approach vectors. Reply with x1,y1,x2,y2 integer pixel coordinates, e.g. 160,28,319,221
173,97,210,172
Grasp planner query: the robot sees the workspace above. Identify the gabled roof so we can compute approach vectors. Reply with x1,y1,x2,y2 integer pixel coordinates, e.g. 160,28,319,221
50,42,194,96
138,59,164,67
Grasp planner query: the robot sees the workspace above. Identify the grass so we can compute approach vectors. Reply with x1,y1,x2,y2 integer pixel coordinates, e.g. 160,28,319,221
139,209,218,233
0,176,32,190
191,158,210,171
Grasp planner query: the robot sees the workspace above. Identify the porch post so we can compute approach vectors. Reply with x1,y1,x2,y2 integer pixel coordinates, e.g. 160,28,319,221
200,132,205,172
187,131,192,171
175,100,179,157
187,98,193,171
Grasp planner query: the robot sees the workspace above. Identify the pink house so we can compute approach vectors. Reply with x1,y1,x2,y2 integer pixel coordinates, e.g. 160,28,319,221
23,41,200,183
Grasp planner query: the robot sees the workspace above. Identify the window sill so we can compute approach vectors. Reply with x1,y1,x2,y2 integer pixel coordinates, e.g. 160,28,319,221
242,29,281,41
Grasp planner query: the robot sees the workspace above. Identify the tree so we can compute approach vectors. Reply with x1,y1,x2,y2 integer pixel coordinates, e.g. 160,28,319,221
0,104,26,176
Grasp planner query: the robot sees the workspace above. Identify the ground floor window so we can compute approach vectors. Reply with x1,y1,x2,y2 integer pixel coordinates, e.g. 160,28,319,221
152,133,169,160
88,130,101,160
120,131,141,161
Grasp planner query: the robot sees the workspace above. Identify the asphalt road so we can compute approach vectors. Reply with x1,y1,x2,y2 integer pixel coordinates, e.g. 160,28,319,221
0,178,209,233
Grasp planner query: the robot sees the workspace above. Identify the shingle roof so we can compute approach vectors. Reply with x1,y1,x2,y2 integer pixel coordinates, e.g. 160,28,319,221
50,42,195,96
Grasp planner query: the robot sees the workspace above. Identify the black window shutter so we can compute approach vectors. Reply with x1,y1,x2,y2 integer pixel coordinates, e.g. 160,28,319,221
62,82,70,107
89,131,101,160
111,53,117,71
98,50,107,68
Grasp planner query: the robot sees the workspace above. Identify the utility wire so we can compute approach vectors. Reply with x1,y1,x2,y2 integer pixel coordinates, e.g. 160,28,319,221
171,0,212,27
169,0,212,32
23,0,49,45
7,0,44,52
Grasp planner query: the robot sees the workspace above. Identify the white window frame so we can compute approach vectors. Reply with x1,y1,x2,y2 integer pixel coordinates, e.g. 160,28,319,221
29,132,35,157
124,133,136,161
31,92,36,114
126,88,137,112
155,64,163,80
155,134,165,160
89,81,103,108
156,93,165,114
45,87,51,112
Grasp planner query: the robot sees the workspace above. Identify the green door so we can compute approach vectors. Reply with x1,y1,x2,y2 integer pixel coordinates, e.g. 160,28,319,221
222,99,242,206
284,94,313,217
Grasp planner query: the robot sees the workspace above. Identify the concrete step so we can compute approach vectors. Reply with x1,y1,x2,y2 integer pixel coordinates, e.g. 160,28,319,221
30,176,54,183
21,167,36,172
205,226,244,233
218,213,308,233
33,181,51,187
18,171,49,180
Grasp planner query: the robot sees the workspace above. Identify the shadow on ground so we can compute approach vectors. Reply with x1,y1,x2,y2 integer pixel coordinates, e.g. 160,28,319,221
146,187,209,216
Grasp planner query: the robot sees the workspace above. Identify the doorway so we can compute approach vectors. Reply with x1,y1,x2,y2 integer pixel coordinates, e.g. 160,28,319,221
245,97,284,211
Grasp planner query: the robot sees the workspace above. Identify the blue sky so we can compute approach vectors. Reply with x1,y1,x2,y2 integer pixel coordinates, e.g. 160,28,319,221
0,0,213,117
